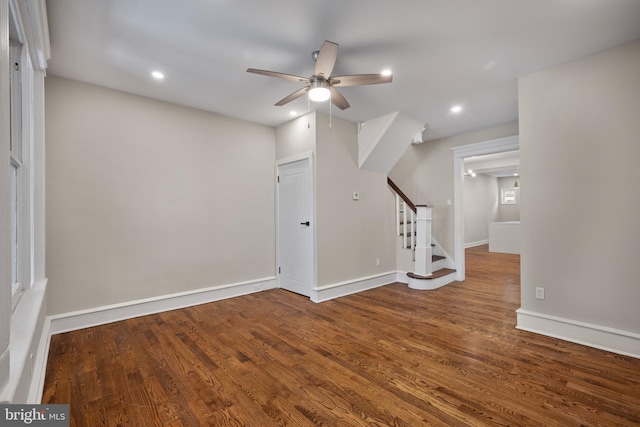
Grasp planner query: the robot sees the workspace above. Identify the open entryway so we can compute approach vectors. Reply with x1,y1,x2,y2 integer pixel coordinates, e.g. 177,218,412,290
451,135,519,281
276,157,314,297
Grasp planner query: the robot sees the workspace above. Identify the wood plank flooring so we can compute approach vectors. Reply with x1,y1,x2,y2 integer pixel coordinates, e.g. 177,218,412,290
42,246,640,426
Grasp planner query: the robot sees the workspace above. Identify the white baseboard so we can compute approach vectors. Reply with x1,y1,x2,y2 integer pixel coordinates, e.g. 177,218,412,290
30,316,52,404
396,272,409,284
48,277,277,335
465,239,489,248
516,309,640,359
313,272,397,302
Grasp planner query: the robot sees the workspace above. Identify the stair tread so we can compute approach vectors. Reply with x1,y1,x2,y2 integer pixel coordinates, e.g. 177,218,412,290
432,255,445,261
407,268,456,280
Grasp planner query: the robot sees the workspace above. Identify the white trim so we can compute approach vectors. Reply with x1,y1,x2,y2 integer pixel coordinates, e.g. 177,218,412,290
276,151,315,166
396,271,409,284
31,69,44,281
431,235,455,269
451,135,519,281
312,271,397,303
452,135,520,159
516,309,640,359
29,314,50,404
408,272,457,290
49,277,277,335
11,0,49,70
465,239,489,248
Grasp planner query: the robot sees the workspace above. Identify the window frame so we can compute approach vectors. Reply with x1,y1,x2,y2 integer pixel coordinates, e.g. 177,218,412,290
501,187,518,205
8,10,32,312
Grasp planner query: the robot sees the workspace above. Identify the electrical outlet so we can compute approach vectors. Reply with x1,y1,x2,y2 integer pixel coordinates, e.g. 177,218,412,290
536,287,545,300
352,191,360,201
376,258,380,266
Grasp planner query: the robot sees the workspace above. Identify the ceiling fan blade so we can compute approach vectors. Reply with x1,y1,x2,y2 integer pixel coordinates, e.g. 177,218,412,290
275,86,310,106
246,68,309,83
329,87,350,110
330,73,392,87
314,40,339,78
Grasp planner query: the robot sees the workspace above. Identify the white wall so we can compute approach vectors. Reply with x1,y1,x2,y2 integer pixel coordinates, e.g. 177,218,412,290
45,76,276,315
389,123,519,257
463,174,498,245
315,113,396,286
519,40,640,335
498,177,520,222
275,112,316,161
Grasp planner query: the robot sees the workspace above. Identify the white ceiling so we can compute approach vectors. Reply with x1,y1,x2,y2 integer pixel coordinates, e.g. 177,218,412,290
45,0,640,141
465,150,520,178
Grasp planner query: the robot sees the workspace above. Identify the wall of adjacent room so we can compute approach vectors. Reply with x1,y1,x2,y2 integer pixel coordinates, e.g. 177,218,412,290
463,173,499,245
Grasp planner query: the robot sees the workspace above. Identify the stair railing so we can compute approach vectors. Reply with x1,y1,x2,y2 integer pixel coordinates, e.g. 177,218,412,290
388,178,416,250
388,178,433,277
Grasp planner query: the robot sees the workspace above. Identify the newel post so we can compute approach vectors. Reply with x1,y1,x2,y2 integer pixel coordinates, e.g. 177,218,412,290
414,205,433,277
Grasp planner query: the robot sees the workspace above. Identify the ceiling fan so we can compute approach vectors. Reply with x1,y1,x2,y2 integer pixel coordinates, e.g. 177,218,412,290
246,40,392,110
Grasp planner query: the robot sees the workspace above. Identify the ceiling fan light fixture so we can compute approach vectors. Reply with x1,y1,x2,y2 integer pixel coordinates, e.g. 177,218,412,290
309,86,331,102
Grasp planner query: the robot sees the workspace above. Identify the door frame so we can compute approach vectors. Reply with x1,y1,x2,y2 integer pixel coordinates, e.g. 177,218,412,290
451,135,519,281
275,152,317,299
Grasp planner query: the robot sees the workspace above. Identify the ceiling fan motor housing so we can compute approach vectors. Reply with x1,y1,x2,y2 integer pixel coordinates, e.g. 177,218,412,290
309,75,328,89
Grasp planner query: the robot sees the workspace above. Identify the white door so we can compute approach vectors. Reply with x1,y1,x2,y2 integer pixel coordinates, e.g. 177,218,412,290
277,159,313,297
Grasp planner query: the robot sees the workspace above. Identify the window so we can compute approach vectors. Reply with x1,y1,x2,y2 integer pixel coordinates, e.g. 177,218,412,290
501,188,518,205
9,30,26,309
1,0,49,398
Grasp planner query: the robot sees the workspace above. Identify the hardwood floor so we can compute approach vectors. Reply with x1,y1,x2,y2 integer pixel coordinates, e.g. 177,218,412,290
43,246,640,426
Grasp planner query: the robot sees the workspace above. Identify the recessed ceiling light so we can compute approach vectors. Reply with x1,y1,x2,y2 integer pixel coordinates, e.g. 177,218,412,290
514,173,519,176
381,69,392,76
451,105,463,113
289,111,297,116
151,71,165,80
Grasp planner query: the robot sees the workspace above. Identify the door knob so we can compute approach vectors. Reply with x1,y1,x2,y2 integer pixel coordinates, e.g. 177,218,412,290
300,221,310,226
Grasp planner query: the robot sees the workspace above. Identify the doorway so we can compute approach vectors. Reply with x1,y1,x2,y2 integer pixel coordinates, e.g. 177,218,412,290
276,157,315,297
452,135,519,281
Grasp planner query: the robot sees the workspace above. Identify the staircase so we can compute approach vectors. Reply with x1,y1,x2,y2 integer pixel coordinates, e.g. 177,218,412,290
389,178,456,290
